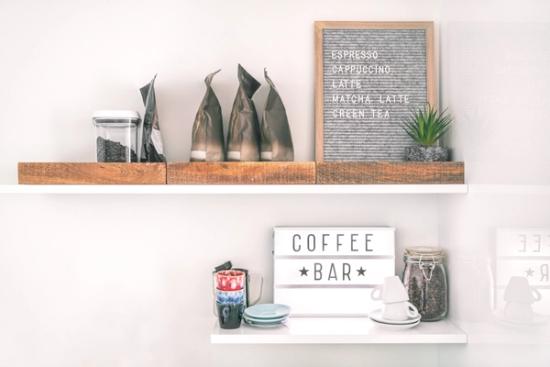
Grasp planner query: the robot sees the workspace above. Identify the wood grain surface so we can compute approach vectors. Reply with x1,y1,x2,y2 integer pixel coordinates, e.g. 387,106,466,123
167,162,316,184
18,161,464,185
18,163,166,184
317,161,464,184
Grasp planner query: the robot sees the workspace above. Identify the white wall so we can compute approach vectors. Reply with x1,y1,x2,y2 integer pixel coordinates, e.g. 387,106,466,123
1,0,549,366
0,195,440,367
438,1,550,366
0,0,439,183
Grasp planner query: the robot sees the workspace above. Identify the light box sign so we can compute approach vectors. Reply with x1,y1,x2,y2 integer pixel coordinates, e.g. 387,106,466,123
496,228,550,314
273,227,395,316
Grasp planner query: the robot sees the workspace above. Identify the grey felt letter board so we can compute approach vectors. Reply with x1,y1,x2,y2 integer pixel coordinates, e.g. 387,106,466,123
315,22,435,161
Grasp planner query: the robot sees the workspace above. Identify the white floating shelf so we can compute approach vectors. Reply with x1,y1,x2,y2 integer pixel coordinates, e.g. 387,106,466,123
0,184,468,195
467,184,550,195
457,321,550,345
210,317,467,344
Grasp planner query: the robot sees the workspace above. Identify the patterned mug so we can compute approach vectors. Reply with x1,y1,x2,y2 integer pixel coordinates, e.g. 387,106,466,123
216,289,246,304
215,270,246,291
212,270,263,317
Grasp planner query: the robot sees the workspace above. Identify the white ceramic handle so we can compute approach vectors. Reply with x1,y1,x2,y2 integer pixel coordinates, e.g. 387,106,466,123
532,288,542,302
406,302,419,318
371,285,383,301
248,273,264,306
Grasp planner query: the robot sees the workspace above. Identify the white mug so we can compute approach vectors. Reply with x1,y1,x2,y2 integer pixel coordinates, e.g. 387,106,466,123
504,276,541,304
383,301,419,321
371,276,409,304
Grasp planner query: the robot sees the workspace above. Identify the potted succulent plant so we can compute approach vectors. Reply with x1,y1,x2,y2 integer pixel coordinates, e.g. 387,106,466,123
401,104,453,162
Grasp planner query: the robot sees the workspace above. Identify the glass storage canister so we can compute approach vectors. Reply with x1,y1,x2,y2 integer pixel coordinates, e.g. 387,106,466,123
402,247,448,321
92,110,140,162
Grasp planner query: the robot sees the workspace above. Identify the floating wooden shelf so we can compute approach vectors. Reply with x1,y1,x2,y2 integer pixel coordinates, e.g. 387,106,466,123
168,162,316,184
210,317,468,344
17,161,464,186
18,162,166,185
317,161,464,184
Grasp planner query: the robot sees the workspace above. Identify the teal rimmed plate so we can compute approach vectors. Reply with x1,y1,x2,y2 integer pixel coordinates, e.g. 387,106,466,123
243,315,288,324
244,304,290,320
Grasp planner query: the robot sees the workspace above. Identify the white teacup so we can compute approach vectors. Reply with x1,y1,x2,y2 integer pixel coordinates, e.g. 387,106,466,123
383,301,419,321
371,276,409,304
504,276,541,304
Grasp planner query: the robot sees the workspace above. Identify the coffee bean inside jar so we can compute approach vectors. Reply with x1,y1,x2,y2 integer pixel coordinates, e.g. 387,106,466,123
92,110,140,162
402,247,448,321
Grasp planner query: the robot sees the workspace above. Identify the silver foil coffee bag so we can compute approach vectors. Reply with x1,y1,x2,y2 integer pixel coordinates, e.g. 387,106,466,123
226,64,261,161
260,69,294,161
139,75,166,162
190,70,225,161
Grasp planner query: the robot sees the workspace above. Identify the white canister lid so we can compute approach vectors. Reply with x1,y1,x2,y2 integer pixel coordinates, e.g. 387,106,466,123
92,110,140,123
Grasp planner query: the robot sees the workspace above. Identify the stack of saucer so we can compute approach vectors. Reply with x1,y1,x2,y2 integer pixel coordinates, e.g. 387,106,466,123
369,309,421,330
369,276,421,330
494,276,550,327
243,304,290,328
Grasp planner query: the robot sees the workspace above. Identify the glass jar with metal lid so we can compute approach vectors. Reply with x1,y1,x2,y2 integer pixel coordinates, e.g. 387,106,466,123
93,110,140,162
402,246,448,321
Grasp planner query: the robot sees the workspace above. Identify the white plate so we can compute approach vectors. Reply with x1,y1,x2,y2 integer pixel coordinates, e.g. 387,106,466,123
370,317,421,330
244,319,288,328
369,309,421,325
243,315,288,324
244,304,290,319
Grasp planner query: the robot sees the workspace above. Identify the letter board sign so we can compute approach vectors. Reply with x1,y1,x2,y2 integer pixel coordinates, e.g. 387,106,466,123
273,227,395,316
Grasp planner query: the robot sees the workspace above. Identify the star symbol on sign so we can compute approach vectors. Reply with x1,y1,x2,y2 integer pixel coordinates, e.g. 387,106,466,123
525,268,535,277
357,267,366,276
299,267,309,277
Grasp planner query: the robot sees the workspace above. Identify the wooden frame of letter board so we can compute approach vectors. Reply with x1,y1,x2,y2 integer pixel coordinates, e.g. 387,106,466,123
273,226,395,316
314,21,436,161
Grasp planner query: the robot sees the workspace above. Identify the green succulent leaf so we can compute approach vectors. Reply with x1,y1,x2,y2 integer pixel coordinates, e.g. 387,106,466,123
400,104,453,146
